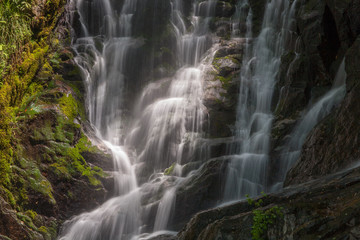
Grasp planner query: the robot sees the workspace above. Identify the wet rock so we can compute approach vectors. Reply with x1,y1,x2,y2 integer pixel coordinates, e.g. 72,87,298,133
178,165,360,240
203,40,244,139
248,0,266,36
170,157,228,230
285,36,360,186
0,196,40,240
132,0,171,38
215,1,236,18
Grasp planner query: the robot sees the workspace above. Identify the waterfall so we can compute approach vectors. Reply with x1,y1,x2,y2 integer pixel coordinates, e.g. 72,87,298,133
271,59,346,190
231,0,251,38
59,0,217,239
224,0,298,200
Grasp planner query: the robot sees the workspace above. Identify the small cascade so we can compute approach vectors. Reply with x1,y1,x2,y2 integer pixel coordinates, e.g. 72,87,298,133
224,0,298,200
231,0,251,37
72,0,141,144
272,59,346,190
126,67,206,173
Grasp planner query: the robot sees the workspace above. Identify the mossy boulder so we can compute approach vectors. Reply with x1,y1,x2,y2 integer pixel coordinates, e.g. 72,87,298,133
203,40,244,139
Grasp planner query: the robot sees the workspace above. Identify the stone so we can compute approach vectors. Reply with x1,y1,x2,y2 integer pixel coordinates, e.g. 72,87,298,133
285,36,360,186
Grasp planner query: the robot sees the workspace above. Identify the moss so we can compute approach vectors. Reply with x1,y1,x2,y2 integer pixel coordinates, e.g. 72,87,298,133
16,212,37,230
65,136,106,186
59,93,78,121
50,162,71,179
13,156,56,205
32,121,55,142
164,163,175,175
217,75,233,90
2,187,16,207
25,209,38,220
39,220,57,240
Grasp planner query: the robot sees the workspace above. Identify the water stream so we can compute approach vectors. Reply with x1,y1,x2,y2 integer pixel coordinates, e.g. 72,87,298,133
59,0,217,239
271,59,346,190
224,0,298,200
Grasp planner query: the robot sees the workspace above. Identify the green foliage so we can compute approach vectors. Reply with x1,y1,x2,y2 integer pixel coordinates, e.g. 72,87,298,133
252,206,283,240
246,193,284,240
0,0,33,78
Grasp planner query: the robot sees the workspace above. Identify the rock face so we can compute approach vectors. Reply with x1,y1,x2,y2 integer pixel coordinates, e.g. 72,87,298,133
177,166,360,240
285,36,360,186
177,0,360,238
281,0,360,186
171,157,229,230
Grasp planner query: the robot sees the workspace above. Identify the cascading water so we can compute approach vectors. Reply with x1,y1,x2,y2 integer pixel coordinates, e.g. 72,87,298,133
271,59,347,190
224,0,298,200
59,0,217,239
231,0,251,38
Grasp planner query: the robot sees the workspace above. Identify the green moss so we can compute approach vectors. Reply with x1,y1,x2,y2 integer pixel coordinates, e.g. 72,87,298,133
2,187,16,207
164,163,175,175
11,153,55,207
65,136,105,186
66,65,82,78
212,57,221,71
38,220,57,240
59,93,78,121
217,75,233,90
38,226,48,235
32,121,55,142
46,134,106,185
50,162,71,179
16,212,37,230
25,209,38,220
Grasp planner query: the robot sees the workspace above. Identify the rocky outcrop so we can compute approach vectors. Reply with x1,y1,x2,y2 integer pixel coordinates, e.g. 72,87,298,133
270,0,360,186
177,165,360,240
203,39,243,139
171,157,228,230
285,36,360,186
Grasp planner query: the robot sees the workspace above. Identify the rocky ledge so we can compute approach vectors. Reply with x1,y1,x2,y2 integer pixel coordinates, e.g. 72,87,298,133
147,164,360,240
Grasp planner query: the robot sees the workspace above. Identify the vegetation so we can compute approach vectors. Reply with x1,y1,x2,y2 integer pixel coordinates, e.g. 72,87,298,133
0,0,33,78
246,193,284,240
0,0,108,239
164,163,175,175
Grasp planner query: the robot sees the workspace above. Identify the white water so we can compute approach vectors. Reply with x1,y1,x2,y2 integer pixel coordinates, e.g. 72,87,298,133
271,59,346,190
58,0,348,237
224,0,298,200
59,0,217,239
231,0,251,37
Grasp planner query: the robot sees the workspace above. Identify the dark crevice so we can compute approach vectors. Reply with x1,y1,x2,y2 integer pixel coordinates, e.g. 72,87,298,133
317,5,340,72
